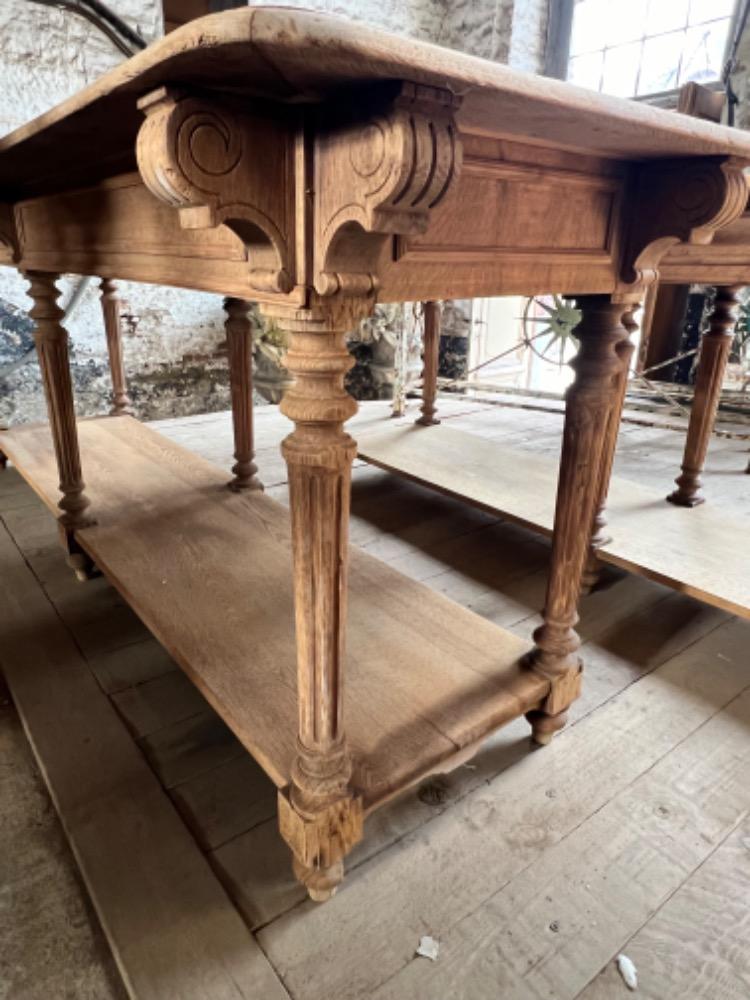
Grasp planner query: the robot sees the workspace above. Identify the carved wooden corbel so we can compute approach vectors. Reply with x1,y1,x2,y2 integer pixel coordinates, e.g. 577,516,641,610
313,82,462,297
136,86,296,295
618,156,749,293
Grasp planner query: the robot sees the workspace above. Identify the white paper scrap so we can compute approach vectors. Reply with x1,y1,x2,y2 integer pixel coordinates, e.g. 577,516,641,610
416,935,440,961
616,953,638,991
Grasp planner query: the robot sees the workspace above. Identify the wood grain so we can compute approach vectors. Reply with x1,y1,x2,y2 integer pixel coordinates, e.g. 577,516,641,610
5,6,750,202
100,278,133,417
356,422,750,617
257,615,750,1000
0,416,544,812
0,518,288,1000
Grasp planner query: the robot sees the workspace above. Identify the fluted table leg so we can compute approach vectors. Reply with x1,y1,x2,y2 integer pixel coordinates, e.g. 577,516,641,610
416,300,441,426
224,297,262,492
269,301,364,901
668,285,741,507
580,302,639,593
526,296,629,744
28,271,95,579
100,278,134,417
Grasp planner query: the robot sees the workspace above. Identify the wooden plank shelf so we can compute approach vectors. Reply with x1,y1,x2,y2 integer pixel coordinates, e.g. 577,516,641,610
0,416,545,812
358,422,750,620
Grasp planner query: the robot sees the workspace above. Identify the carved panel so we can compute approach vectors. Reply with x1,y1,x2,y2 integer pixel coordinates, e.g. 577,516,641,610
137,87,297,295
399,156,621,265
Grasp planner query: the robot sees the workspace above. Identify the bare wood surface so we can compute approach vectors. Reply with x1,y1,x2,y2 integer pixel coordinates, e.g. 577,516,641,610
4,402,747,999
224,297,262,491
668,285,742,507
415,300,440,426
27,272,92,535
0,416,542,811
100,278,133,417
258,615,750,1000
356,421,750,617
577,810,750,1000
0,518,289,1000
5,7,750,202
369,640,750,1000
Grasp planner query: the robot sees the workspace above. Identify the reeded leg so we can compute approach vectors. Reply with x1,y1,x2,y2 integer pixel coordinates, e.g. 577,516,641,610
581,302,639,593
668,285,741,507
268,301,364,901
526,296,628,743
224,297,262,492
100,278,133,416
415,300,441,426
27,271,95,578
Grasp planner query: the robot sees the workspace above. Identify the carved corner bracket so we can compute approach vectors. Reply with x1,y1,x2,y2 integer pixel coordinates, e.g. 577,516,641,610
136,86,296,295
313,82,463,298
618,156,749,294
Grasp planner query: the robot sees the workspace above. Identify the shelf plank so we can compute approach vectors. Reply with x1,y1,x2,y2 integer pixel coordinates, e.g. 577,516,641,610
0,416,541,810
357,422,750,619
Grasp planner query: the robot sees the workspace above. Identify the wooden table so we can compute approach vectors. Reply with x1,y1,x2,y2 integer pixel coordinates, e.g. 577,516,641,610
358,84,750,617
2,7,750,901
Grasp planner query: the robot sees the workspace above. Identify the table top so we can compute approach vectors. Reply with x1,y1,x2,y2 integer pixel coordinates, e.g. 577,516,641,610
3,6,750,200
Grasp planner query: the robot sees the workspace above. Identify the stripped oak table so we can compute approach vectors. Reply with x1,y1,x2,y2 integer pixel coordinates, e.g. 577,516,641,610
1,7,750,900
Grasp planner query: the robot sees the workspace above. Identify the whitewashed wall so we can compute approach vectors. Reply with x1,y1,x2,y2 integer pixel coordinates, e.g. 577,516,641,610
0,0,547,423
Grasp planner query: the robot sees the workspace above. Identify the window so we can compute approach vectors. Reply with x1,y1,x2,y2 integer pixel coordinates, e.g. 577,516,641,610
568,0,736,98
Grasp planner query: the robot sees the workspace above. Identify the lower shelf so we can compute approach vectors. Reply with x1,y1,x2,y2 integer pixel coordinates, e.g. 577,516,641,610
0,416,545,812
358,422,750,620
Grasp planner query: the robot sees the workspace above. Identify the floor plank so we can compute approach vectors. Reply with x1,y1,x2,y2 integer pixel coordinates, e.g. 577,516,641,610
257,616,750,1000
576,812,750,1000
370,671,750,1000
0,517,289,1000
3,398,748,1000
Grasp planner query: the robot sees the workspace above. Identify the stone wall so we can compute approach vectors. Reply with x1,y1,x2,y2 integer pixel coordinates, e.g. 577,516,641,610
0,0,548,423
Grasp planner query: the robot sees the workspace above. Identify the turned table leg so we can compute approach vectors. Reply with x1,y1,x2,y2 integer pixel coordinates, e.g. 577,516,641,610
581,302,638,593
100,278,134,416
224,297,262,492
27,271,95,579
526,296,628,744
270,303,363,901
416,300,441,426
668,285,741,507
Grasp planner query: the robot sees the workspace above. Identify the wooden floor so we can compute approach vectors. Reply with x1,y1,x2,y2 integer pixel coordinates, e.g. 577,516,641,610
1,397,749,1000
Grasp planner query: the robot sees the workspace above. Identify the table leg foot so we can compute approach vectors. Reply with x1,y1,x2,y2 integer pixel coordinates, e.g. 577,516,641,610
293,858,343,903
526,708,569,746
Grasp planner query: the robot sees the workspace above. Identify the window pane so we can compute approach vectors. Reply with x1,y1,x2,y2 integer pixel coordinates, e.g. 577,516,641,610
570,0,609,55
645,0,689,35
602,41,642,95
689,0,735,25
680,19,731,83
638,29,685,93
604,0,649,46
568,50,605,90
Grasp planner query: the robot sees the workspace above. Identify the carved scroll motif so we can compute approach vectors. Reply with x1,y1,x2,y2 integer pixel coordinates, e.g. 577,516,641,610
136,87,295,295
314,82,462,297
619,156,749,292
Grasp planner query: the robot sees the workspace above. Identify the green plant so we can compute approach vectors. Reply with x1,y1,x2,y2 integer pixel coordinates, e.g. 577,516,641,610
253,315,289,365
